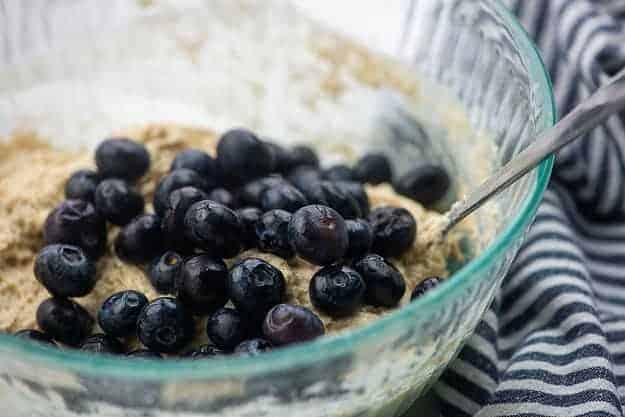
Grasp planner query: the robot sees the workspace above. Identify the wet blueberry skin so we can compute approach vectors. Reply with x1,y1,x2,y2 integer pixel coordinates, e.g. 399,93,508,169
184,343,228,359
288,205,349,266
153,169,210,216
127,349,163,359
208,188,238,208
411,277,442,301
236,207,263,248
255,209,295,258
353,153,392,185
288,145,319,170
177,255,229,316
148,251,183,294
262,304,325,346
94,179,145,226
80,334,125,355
115,214,165,265
323,164,356,182
207,308,248,350
310,265,366,317
344,219,373,259
95,138,150,182
36,297,94,347
367,206,417,258
315,181,362,219
43,199,107,259
183,200,243,258
260,184,308,213
65,169,101,202
335,181,370,217
394,164,451,206
238,175,289,207
34,244,97,298
137,297,195,353
161,186,208,252
216,129,275,185
170,149,217,183
14,329,56,346
234,338,272,356
227,258,286,318
353,254,406,307
288,166,322,196
264,141,292,173
98,290,149,338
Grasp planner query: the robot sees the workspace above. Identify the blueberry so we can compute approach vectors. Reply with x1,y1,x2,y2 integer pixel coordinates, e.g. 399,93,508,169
207,308,248,350
236,207,263,248
255,209,294,258
184,343,227,359
14,329,56,346
208,188,238,208
80,334,124,355
153,169,210,216
411,277,442,301
260,184,308,212
262,304,325,346
95,138,150,182
43,199,107,258
127,349,163,359
288,205,348,265
64,170,101,202
353,153,392,184
353,254,406,307
367,207,416,258
216,129,274,185
34,244,96,298
234,338,272,356
288,145,319,170
170,149,217,184
148,251,183,294
335,181,370,217
137,297,195,353
115,214,164,264
394,165,451,206
98,290,149,338
36,298,94,347
161,186,208,252
315,181,362,219
184,200,243,258
228,258,286,318
323,164,355,182
177,255,229,316
264,141,292,173
310,265,366,317
288,167,322,195
344,219,373,259
94,179,144,226
239,175,289,207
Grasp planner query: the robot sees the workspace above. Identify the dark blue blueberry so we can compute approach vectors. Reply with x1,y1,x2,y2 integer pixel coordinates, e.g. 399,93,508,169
262,304,324,346
170,149,217,185
137,297,195,353
264,141,292,173
14,329,56,346
236,207,263,248
411,277,442,301
153,169,210,217
353,153,392,184
148,251,183,294
310,265,366,317
394,165,451,206
208,188,238,208
323,164,355,182
95,138,150,182
234,338,272,356
115,214,164,264
183,200,243,258
207,308,248,350
43,199,107,259
344,219,373,259
34,244,96,298
260,184,308,212
98,290,149,338
335,181,370,217
228,258,286,318
288,166,322,195
64,170,101,202
184,343,227,359
288,145,319,170
255,209,294,258
36,298,94,347
127,349,163,359
316,181,362,219
80,334,124,355
216,129,274,185
161,186,208,252
94,179,144,226
367,207,416,258
177,255,229,316
239,175,289,207
353,254,406,307
288,205,348,265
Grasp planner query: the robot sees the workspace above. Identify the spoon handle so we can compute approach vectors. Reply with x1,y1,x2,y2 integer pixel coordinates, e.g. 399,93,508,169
446,67,625,232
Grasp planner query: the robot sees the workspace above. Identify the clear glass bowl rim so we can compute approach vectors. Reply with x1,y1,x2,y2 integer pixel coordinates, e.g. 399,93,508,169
0,0,556,381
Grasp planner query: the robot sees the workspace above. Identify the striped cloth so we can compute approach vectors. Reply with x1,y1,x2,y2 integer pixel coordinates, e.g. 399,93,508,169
434,1,625,416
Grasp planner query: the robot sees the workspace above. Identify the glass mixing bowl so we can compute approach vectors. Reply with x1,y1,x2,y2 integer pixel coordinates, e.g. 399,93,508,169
0,1,554,416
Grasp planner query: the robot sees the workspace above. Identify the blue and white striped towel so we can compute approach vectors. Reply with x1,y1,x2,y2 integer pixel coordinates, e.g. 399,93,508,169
435,1,625,416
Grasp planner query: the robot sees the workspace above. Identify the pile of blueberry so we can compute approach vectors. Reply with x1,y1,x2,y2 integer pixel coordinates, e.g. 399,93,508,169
14,128,449,358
